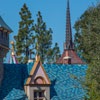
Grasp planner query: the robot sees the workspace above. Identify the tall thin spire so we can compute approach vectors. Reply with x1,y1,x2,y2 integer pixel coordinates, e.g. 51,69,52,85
56,0,86,65
65,0,74,50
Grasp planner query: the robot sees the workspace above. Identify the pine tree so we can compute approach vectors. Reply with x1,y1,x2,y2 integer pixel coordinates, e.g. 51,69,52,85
14,5,61,64
47,43,61,64
33,11,53,63
33,11,61,64
14,3,34,64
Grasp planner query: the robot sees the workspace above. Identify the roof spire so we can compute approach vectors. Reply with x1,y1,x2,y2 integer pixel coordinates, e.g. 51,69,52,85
65,0,74,50
56,0,86,65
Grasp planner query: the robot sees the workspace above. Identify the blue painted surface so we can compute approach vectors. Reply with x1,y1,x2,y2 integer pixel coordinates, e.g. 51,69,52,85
0,63,88,100
0,16,13,32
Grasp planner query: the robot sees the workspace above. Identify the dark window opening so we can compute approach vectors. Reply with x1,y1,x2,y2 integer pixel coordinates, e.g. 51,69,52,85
34,90,45,100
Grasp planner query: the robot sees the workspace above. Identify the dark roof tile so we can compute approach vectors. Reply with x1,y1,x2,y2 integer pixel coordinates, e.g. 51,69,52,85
0,64,88,100
0,16,13,32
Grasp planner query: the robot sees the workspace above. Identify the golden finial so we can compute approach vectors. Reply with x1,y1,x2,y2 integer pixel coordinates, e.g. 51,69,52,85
11,41,14,45
11,41,15,56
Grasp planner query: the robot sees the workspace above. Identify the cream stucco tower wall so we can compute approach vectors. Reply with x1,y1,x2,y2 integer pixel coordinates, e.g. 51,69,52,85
0,16,12,86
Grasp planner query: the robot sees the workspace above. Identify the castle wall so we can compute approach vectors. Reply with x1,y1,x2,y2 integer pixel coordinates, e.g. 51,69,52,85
0,31,9,48
0,17,12,87
0,57,3,86
0,47,9,86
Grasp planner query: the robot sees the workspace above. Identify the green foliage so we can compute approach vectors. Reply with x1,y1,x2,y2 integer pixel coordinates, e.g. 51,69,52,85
33,11,61,63
74,3,100,99
14,4,61,64
33,11,52,63
14,3,34,64
47,43,61,64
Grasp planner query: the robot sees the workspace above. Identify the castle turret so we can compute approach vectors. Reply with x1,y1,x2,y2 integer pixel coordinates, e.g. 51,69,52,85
0,16,12,86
